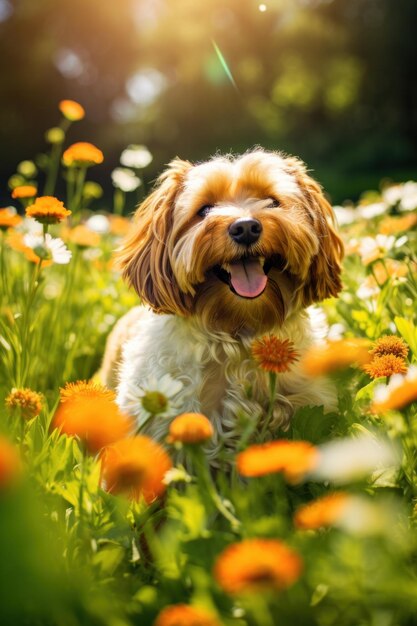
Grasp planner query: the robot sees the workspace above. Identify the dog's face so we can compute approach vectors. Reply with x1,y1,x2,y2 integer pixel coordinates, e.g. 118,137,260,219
118,150,343,335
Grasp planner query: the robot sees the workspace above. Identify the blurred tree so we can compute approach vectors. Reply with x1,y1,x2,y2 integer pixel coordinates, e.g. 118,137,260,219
0,0,416,204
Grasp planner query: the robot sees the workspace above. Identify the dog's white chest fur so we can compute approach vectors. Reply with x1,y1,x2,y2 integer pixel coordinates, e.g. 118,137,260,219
116,306,336,453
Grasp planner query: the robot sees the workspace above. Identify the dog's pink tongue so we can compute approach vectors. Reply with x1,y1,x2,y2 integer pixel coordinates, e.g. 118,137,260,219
229,258,267,298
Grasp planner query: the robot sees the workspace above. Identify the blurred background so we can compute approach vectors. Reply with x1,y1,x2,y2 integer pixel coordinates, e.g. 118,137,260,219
1,0,417,207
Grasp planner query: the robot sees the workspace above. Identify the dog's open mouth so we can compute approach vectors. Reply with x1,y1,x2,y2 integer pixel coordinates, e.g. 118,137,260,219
213,256,274,299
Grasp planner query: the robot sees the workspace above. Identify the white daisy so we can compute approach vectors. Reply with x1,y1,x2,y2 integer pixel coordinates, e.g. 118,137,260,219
111,167,141,192
310,433,400,484
120,145,153,169
357,201,388,219
358,234,396,265
23,233,71,265
333,205,357,226
86,214,110,234
121,373,184,428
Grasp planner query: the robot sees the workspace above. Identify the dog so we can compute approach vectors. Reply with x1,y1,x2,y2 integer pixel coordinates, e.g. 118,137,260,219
100,149,344,455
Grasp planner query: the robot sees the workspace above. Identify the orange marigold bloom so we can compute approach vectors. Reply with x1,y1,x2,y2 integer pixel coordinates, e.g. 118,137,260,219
109,215,131,236
11,185,37,199
373,259,409,283
294,492,349,530
65,225,100,248
101,435,172,503
63,142,104,167
0,208,22,230
0,436,22,490
214,539,302,594
363,354,407,379
252,335,299,374
5,387,43,420
59,99,85,121
370,336,409,360
53,381,133,453
372,367,417,412
302,338,372,377
379,213,417,235
237,440,319,483
154,604,221,626
26,196,71,224
168,413,213,444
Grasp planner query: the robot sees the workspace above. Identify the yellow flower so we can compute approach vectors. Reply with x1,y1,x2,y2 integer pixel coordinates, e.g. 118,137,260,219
168,413,214,444
100,436,172,503
363,354,407,379
11,185,37,199
237,440,318,483
214,539,302,594
251,335,299,374
0,208,22,230
53,381,133,453
64,225,100,248
372,367,417,412
153,605,221,626
370,336,409,360
0,436,22,491
294,492,349,530
301,338,372,377
63,142,104,167
59,99,85,121
26,196,71,224
5,387,43,420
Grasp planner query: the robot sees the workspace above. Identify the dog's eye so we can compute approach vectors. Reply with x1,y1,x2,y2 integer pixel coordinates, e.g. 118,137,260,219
267,197,280,208
197,204,214,218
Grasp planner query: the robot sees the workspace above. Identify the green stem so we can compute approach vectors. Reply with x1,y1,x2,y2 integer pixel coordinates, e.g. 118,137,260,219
113,188,125,216
190,447,240,531
44,141,64,196
72,167,87,215
260,372,277,440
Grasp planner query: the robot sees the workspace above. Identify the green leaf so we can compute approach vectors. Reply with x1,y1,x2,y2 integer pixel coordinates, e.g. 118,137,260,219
394,316,417,356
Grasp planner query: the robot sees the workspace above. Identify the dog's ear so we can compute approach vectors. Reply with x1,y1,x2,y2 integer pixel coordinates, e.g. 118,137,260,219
116,158,193,315
286,158,344,306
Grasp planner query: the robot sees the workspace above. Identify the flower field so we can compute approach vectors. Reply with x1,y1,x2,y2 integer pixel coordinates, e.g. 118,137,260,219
2,102,417,626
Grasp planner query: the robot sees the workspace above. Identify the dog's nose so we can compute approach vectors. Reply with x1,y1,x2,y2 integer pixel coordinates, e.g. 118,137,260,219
228,218,263,245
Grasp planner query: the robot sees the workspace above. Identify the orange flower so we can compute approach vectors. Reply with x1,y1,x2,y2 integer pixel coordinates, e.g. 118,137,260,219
59,99,85,121
11,185,37,199
379,213,417,235
252,335,299,374
26,196,71,224
363,354,407,379
53,381,133,453
154,605,221,626
372,367,417,412
64,225,100,248
301,338,372,377
109,215,131,236
0,208,22,230
370,336,409,360
237,440,318,483
0,436,22,490
168,413,213,444
63,142,104,167
214,539,302,594
372,259,408,283
294,492,349,530
101,436,172,503
5,387,43,420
